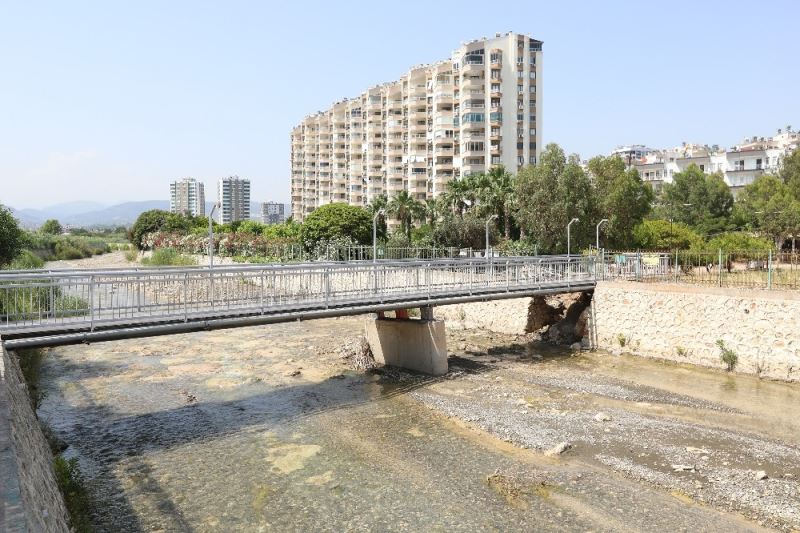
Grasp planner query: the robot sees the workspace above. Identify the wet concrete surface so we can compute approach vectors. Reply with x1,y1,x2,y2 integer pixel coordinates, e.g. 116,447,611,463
35,317,798,532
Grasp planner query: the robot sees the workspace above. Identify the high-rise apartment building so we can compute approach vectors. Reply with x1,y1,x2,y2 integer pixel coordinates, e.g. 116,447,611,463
217,176,251,224
290,32,542,222
169,177,205,217
260,201,286,224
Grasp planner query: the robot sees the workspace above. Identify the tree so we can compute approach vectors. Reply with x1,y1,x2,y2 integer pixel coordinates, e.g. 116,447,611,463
367,194,388,239
129,210,193,250
433,216,498,249
40,219,63,235
780,147,800,200
588,156,653,248
514,143,597,253
476,166,516,239
236,220,267,235
660,164,733,234
736,174,800,248
299,203,372,250
633,219,703,250
443,174,479,217
386,191,424,240
0,204,25,266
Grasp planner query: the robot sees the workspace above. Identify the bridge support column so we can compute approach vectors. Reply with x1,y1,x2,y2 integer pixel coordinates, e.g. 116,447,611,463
364,310,448,376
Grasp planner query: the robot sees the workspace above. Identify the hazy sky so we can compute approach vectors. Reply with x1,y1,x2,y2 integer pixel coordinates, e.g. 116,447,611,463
1,0,798,209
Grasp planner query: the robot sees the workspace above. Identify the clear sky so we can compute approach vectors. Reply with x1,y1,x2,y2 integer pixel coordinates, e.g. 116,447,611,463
1,0,798,209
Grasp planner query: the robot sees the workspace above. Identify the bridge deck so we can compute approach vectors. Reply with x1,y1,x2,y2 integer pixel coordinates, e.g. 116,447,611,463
0,257,595,348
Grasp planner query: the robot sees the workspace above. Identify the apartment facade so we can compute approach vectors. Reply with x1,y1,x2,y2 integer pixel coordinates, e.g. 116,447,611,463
169,177,205,217
290,32,543,222
260,201,286,224
217,176,251,224
629,127,799,196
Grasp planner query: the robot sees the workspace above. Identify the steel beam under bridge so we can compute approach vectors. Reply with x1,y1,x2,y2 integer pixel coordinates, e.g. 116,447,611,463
0,256,595,350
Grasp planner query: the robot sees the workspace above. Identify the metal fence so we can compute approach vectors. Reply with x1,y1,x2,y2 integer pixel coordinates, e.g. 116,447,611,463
0,256,595,336
599,250,800,290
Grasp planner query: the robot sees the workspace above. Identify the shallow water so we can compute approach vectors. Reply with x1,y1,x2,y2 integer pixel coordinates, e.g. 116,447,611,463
36,318,794,531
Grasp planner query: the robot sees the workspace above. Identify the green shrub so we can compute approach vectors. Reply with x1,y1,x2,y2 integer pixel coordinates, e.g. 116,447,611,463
129,210,196,250
8,250,45,269
705,233,774,254
300,203,372,250
433,216,498,249
716,339,738,371
633,219,703,250
0,204,25,266
53,455,93,532
141,248,197,266
124,249,138,262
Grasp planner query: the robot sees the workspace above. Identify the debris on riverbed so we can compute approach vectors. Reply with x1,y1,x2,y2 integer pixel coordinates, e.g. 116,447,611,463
593,412,612,422
337,336,377,371
544,441,572,456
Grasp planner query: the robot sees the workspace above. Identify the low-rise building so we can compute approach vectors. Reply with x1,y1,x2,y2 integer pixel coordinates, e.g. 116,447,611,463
627,127,799,195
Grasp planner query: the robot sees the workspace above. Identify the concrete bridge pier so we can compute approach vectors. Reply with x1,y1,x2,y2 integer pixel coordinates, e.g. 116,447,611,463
365,306,448,376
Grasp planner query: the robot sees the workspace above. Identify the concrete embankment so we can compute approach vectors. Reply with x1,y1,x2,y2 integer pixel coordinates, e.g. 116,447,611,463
592,282,800,381
0,339,70,532
438,281,800,382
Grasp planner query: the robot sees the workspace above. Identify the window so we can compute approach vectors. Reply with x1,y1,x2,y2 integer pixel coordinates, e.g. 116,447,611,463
490,112,502,123
530,128,536,135
491,127,500,136
529,156,536,164
517,127,524,138
529,71,536,79
529,142,536,150
517,85,524,94
699,164,705,172
529,85,536,93
517,113,524,121
517,156,524,166
516,56,523,65
491,155,501,164
517,142,524,149
756,158,763,169
462,112,484,123
490,70,501,80
490,52,501,64
491,83,501,93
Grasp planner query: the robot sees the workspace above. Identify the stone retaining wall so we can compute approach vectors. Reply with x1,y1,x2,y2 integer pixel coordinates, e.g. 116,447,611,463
0,339,70,532
592,282,800,381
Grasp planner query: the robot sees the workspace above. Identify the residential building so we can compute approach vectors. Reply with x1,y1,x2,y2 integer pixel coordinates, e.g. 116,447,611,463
290,31,543,222
610,145,655,166
627,127,799,195
169,177,205,217
217,176,251,224
260,201,286,224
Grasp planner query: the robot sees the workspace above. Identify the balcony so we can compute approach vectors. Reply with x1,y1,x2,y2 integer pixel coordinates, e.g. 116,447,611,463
461,61,484,74
461,76,485,89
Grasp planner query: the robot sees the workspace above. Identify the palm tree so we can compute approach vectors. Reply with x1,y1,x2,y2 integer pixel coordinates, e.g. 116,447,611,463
387,190,424,240
445,175,480,217
424,198,443,228
368,194,388,238
481,166,515,238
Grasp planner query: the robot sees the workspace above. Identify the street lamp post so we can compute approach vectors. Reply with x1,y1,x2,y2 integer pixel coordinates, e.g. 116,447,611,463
373,209,385,263
208,203,218,268
596,219,609,251
567,218,579,257
485,214,498,261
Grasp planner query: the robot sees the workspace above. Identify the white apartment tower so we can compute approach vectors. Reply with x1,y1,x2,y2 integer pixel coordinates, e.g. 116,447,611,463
217,176,251,224
290,32,543,221
169,177,205,217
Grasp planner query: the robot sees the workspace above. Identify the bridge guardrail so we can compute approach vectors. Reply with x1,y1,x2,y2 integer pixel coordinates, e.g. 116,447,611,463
0,256,595,336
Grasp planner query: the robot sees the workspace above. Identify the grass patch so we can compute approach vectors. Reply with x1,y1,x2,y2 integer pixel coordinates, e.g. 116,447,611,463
17,348,46,410
141,248,197,266
124,249,138,262
53,455,93,532
716,339,738,371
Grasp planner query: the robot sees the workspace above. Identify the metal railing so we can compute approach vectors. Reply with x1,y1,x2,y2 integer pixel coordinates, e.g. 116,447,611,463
598,250,800,290
0,256,595,338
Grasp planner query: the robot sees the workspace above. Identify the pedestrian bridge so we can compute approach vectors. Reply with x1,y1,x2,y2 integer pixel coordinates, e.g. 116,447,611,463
0,256,595,351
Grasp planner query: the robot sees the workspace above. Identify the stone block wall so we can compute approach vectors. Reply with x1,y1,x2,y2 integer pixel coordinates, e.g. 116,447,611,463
591,282,800,381
0,339,70,532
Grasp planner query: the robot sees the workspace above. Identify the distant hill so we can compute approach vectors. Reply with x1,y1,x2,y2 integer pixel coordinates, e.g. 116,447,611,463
8,199,289,228
62,201,170,227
